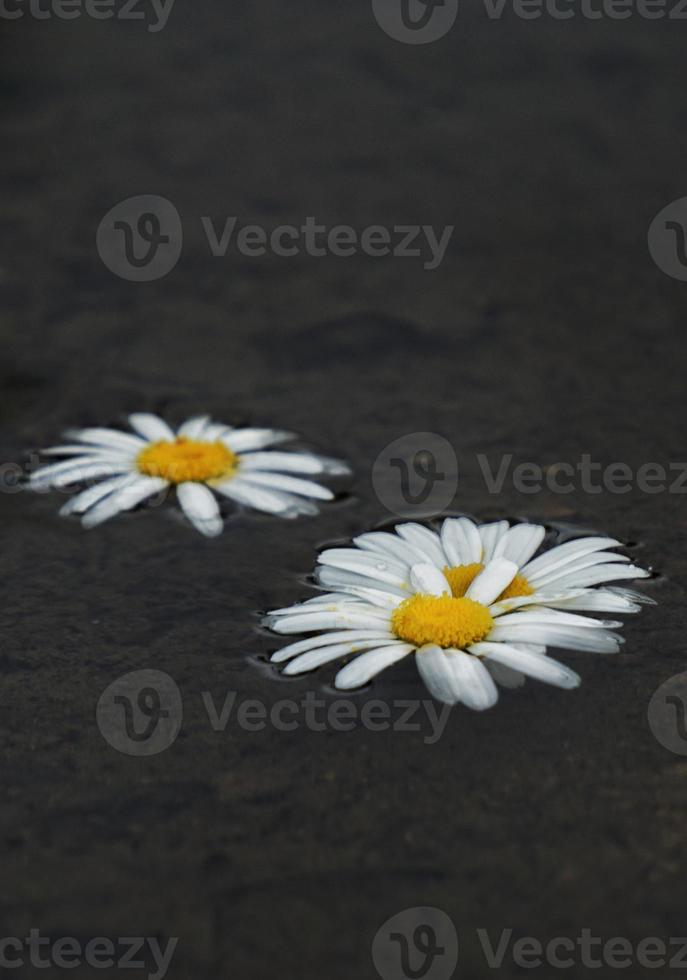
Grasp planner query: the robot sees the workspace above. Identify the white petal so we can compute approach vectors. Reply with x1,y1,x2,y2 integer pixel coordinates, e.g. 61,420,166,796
466,558,518,606
409,562,451,597
177,415,211,439
295,593,359,606
268,595,361,616
447,650,499,710
605,586,656,605
493,609,622,629
315,565,408,600
266,608,392,634
354,532,424,567
128,413,175,442
487,623,622,654
439,517,482,564
32,460,131,488
215,478,317,517
471,641,580,689
440,518,471,566
30,456,131,486
489,591,585,617
334,644,413,689
458,518,483,563
270,597,384,619
272,596,387,616
521,536,623,579
416,645,462,704
478,520,510,563
315,582,400,609
238,471,333,501
529,550,630,587
396,523,447,567
316,457,351,476
223,429,294,452
40,444,133,458
533,590,642,614
64,427,147,452
540,563,649,591
82,476,167,528
237,451,346,475
176,482,223,537
285,639,403,676
510,642,547,655
498,524,546,567
203,423,234,442
60,473,139,516
318,550,409,590
485,660,525,689
55,461,132,487
271,630,396,663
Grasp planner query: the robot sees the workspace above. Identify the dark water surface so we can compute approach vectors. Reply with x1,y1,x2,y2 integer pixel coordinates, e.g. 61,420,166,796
1,3,687,978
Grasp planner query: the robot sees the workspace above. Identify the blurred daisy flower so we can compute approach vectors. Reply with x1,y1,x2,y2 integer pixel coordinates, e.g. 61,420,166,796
30,413,349,536
265,518,653,709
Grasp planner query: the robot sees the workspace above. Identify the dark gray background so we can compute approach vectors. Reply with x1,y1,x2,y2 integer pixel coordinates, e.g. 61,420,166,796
1,2,686,978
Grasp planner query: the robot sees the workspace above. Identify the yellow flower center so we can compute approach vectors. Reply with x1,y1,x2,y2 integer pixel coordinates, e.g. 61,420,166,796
136,437,237,484
392,594,494,649
443,563,534,601
390,563,535,651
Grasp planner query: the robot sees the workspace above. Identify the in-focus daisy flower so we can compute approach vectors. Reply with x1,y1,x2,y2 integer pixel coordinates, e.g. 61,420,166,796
30,413,350,536
265,518,653,709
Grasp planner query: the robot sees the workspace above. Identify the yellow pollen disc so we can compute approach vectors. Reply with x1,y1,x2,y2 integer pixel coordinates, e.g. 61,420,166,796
392,594,494,650
498,571,535,601
443,563,534,602
136,437,238,484
443,562,483,597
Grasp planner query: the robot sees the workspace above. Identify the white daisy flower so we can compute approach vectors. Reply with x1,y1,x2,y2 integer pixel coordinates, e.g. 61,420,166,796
264,518,653,709
30,413,350,536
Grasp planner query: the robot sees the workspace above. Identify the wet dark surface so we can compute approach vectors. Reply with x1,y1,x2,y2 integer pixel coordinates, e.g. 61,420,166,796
1,3,687,978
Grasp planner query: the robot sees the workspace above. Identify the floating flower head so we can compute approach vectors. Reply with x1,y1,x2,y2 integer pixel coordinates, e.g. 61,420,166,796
265,518,653,709
30,413,349,536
